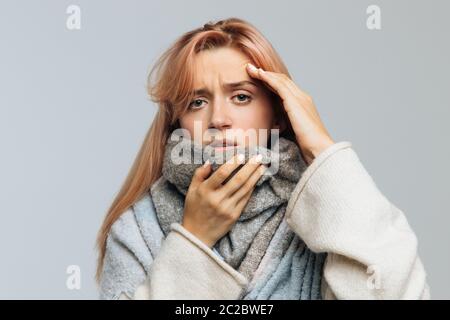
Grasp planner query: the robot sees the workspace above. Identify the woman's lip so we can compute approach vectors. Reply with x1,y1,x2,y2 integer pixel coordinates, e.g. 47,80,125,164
213,145,237,150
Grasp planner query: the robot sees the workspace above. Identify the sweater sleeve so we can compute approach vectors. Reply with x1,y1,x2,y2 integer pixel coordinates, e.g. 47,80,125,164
132,223,249,300
100,210,248,300
285,141,431,299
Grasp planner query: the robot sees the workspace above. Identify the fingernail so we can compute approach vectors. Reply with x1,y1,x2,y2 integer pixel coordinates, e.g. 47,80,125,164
202,159,210,167
237,153,245,163
251,154,262,164
247,63,257,72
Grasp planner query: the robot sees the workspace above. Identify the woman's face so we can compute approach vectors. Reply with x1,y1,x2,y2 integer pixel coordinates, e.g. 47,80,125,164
178,47,280,151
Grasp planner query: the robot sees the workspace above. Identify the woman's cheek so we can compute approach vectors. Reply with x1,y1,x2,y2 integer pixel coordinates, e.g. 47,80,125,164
243,101,275,130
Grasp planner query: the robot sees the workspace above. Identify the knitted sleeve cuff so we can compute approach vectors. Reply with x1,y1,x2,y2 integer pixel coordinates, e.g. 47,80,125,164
133,222,248,300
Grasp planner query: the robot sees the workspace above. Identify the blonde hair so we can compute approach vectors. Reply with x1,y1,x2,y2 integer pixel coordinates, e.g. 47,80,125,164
95,17,298,284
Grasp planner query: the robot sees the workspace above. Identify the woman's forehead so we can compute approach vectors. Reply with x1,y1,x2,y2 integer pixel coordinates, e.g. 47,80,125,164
191,48,253,89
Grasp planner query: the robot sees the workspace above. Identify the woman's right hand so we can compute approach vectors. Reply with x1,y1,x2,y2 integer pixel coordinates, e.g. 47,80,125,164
182,153,267,248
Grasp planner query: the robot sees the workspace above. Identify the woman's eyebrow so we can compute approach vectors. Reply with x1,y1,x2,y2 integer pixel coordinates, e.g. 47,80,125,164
225,80,258,90
192,80,258,95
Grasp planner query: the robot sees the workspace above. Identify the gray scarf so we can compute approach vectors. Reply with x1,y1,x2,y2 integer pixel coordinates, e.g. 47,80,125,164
150,129,314,281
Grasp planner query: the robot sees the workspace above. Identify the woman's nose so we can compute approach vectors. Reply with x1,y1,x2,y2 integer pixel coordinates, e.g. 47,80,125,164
208,103,232,130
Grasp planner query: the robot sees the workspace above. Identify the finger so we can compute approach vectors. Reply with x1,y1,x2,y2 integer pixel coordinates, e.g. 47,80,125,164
190,159,212,188
204,153,245,189
246,63,316,116
271,72,309,100
219,154,264,198
229,163,267,204
252,65,322,122
246,63,294,103
280,77,319,115
246,62,313,102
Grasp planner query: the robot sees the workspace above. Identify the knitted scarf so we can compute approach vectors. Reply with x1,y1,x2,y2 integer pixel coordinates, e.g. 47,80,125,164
149,130,326,299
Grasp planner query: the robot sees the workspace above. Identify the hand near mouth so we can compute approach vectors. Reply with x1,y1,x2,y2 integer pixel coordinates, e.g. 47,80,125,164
182,153,267,248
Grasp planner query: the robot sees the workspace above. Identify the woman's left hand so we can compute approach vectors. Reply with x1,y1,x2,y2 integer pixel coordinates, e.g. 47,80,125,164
246,63,335,165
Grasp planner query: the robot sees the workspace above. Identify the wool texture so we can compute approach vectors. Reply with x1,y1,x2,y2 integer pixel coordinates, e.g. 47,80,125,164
149,130,327,298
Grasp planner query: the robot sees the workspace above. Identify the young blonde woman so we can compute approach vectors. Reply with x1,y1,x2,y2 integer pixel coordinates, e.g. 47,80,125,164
95,17,430,300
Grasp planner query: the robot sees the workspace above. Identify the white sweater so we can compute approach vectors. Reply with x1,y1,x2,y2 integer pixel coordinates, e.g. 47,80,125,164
112,141,430,300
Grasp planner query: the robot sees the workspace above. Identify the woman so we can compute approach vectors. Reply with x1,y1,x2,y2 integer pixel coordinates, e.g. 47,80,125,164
96,17,430,300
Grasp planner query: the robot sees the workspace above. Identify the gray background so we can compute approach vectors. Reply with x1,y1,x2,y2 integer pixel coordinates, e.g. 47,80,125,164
0,0,448,299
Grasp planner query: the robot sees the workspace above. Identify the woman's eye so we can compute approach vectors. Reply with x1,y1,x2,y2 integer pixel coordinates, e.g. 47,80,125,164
188,99,206,109
233,94,252,104
188,94,251,109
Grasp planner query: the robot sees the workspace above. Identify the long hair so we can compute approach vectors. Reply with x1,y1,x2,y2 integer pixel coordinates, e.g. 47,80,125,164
95,17,298,283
